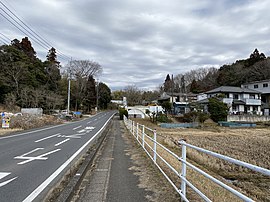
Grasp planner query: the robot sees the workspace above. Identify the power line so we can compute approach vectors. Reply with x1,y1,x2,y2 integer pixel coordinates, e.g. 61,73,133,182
0,8,51,51
0,32,11,42
0,37,8,44
0,0,71,61
0,1,70,60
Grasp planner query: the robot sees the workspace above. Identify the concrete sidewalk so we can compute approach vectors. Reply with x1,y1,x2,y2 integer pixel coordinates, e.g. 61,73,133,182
73,117,179,202
74,117,149,202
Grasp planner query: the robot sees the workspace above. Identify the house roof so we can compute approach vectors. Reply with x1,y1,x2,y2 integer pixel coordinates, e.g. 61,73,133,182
196,98,209,104
205,86,260,94
242,79,270,85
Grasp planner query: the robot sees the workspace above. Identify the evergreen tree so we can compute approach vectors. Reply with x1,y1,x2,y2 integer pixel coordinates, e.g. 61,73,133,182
208,98,228,122
44,47,61,91
162,74,170,92
98,82,111,109
83,75,97,112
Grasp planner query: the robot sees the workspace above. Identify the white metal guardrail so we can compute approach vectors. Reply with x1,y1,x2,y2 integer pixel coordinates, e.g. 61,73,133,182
123,116,270,202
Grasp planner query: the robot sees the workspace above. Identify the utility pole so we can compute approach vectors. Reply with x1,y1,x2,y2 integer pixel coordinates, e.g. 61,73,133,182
67,73,71,114
96,79,99,114
67,59,72,115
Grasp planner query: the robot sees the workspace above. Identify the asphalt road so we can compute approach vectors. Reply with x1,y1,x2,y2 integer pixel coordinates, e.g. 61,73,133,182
0,111,116,202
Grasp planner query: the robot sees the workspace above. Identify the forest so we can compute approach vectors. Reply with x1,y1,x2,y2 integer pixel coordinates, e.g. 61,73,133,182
0,37,111,113
161,49,270,94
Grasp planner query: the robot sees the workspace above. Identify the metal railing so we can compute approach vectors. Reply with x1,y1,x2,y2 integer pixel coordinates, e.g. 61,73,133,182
123,116,270,202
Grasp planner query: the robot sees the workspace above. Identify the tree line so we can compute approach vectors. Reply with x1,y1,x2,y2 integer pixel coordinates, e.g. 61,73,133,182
0,37,111,113
161,49,270,94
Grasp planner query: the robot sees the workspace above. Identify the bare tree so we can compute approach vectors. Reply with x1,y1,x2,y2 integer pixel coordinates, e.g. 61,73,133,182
65,60,102,111
123,85,142,106
68,60,102,78
174,67,218,93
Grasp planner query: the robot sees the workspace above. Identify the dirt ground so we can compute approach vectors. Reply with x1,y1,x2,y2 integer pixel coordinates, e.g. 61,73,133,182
131,118,270,202
120,121,180,202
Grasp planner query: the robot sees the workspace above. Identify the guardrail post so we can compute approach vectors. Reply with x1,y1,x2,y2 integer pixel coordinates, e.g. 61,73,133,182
180,140,187,200
136,122,139,140
142,125,145,148
153,129,157,162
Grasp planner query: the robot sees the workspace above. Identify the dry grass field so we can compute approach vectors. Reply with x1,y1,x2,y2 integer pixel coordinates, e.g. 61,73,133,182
131,118,270,202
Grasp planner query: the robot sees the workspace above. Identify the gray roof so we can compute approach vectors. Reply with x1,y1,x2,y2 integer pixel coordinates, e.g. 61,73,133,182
206,86,261,94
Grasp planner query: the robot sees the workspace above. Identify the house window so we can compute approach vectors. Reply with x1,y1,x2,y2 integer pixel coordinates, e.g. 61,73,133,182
263,83,268,88
233,94,239,99
254,84,258,88
250,94,255,99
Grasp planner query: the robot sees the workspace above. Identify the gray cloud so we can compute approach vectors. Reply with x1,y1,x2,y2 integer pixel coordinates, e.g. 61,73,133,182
2,0,270,90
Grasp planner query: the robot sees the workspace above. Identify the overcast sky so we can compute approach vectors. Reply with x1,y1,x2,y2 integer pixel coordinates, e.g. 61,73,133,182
1,0,270,91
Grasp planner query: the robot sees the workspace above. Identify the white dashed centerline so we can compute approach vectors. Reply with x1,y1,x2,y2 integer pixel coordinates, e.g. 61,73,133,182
35,133,61,143
55,138,70,147
73,125,82,130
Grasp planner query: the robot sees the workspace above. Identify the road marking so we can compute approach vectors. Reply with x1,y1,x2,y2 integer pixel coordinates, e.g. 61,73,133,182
78,129,86,133
0,172,17,188
73,125,82,130
62,134,81,139
87,121,92,124
22,112,116,202
0,112,102,140
55,138,70,146
35,133,61,143
17,148,44,157
85,126,95,130
14,148,61,165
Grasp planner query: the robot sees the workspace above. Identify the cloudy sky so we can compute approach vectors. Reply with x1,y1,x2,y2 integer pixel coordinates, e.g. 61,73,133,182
1,0,270,91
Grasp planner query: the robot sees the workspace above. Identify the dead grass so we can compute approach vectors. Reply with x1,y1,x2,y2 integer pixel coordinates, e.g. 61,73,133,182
0,115,64,136
0,128,23,136
130,118,270,202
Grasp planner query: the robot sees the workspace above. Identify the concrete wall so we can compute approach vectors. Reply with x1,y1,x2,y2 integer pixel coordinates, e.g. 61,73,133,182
21,108,43,116
227,115,270,122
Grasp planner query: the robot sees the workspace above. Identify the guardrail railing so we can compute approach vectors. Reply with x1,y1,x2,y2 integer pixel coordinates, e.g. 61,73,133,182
123,116,270,202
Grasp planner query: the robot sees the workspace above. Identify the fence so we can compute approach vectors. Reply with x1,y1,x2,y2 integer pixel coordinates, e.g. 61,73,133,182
123,116,270,202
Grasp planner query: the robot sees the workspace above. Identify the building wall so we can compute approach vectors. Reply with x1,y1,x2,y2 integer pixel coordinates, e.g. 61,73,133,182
227,115,270,122
242,80,270,94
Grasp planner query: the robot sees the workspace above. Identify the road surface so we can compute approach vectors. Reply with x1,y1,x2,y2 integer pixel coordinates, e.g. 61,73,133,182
0,111,115,202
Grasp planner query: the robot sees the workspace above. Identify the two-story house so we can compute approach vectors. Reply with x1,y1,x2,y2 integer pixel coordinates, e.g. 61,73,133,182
205,86,262,115
158,92,197,115
241,80,270,115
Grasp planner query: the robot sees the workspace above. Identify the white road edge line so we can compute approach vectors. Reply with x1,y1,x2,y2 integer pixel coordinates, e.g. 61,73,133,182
73,125,82,130
35,134,60,143
22,112,116,202
55,138,70,147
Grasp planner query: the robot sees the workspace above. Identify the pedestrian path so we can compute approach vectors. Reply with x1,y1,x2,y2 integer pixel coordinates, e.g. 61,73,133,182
76,118,148,202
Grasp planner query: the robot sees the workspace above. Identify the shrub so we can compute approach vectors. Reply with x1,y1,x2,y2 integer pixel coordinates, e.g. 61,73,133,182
119,108,128,120
157,114,171,123
208,98,228,122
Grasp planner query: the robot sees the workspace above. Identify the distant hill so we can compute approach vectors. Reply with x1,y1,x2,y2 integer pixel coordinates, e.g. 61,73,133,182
193,49,270,92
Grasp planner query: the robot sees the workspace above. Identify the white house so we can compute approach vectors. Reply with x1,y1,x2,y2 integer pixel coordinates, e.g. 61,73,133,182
205,86,262,115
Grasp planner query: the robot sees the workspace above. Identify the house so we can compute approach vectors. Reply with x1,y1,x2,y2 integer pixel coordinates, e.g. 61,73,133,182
205,86,262,115
157,92,197,115
241,80,270,115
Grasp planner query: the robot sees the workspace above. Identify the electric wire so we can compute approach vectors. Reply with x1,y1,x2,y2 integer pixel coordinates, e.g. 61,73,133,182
0,32,11,42
0,0,71,62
